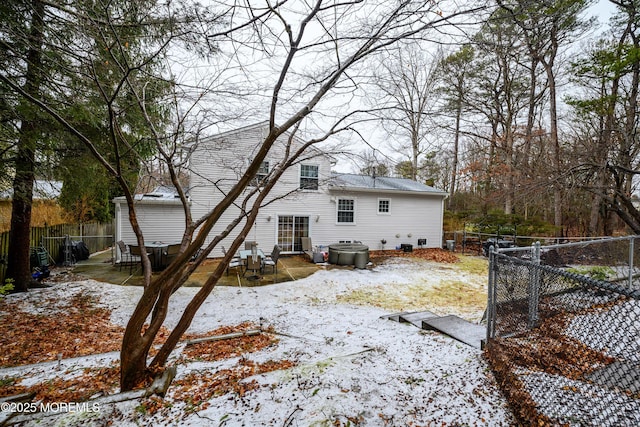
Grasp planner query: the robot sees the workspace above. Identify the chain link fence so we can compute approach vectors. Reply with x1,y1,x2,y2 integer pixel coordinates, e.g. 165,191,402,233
485,236,640,426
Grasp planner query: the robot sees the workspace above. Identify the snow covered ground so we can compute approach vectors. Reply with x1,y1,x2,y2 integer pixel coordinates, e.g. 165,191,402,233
1,256,515,426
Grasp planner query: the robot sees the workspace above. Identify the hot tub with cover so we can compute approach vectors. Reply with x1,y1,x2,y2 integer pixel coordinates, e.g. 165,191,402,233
328,243,369,269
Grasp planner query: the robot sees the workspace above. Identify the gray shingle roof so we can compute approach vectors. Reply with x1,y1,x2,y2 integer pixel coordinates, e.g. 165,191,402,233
329,173,447,195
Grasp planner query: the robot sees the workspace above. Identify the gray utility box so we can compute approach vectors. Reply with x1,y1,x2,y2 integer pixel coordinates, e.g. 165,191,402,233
446,240,455,251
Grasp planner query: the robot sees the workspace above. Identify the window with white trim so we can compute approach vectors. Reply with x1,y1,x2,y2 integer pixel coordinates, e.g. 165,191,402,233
378,198,391,214
337,198,355,224
300,164,319,190
252,161,269,187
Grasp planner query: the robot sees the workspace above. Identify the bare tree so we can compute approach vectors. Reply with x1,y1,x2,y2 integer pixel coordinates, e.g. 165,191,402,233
497,0,594,234
2,0,488,390
438,45,474,208
464,9,532,215
356,148,392,177
372,44,443,181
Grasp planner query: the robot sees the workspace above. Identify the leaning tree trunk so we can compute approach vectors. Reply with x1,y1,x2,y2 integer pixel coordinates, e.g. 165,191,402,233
118,124,287,391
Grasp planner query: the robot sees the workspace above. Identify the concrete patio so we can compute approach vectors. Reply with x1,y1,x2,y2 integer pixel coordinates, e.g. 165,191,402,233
71,249,323,287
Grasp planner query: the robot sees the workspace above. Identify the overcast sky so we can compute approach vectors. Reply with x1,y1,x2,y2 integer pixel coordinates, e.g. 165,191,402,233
169,1,621,177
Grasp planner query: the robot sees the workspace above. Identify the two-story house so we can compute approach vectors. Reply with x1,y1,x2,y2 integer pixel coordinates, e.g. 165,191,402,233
113,121,447,258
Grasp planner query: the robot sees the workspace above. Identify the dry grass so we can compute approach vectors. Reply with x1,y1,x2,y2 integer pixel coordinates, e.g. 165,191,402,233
451,254,488,276
336,256,488,320
420,279,487,309
336,280,486,316
0,200,68,232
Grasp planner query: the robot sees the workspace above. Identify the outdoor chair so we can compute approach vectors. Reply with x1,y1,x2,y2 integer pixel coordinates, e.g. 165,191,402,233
244,241,257,250
190,247,203,262
116,240,133,271
300,237,314,260
162,243,182,269
222,245,243,276
262,245,281,275
244,253,262,277
128,245,151,274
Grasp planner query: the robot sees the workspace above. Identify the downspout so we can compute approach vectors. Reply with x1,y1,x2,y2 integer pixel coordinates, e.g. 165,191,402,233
439,194,447,249
114,202,122,262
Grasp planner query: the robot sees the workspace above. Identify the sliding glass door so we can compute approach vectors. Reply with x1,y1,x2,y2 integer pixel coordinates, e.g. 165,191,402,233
277,215,309,252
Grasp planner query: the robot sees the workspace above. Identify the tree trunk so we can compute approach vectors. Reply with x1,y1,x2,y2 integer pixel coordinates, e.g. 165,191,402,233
411,129,419,181
120,333,148,390
448,92,462,208
5,129,37,292
591,20,632,235
118,126,285,391
544,49,562,235
6,0,45,292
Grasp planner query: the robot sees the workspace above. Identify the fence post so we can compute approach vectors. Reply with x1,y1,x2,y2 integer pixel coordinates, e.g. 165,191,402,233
527,241,541,329
629,236,634,289
487,245,497,342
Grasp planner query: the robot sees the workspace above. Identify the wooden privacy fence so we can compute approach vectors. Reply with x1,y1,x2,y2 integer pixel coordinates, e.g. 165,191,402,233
0,222,113,284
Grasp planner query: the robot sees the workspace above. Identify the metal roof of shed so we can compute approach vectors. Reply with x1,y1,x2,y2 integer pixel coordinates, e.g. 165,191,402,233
0,180,62,200
112,185,188,205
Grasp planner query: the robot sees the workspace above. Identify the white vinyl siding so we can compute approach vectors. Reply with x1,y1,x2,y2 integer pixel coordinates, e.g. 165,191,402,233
186,119,445,252
187,122,333,257
114,200,186,259
323,191,444,251
119,122,446,258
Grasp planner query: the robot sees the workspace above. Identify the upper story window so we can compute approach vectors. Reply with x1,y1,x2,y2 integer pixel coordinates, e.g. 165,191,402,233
337,198,355,224
378,198,391,214
300,164,319,190
251,161,270,187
